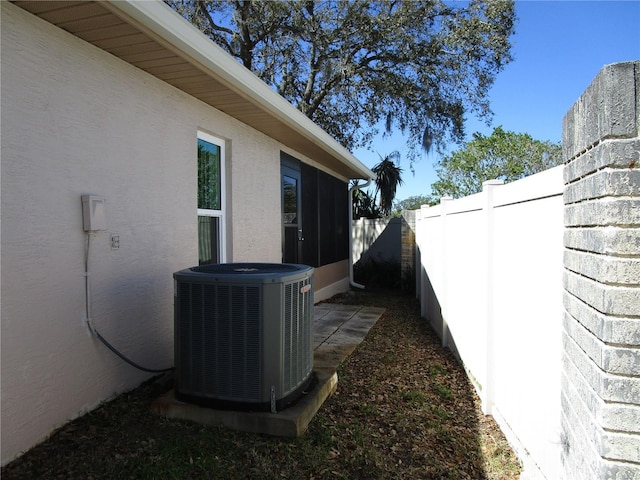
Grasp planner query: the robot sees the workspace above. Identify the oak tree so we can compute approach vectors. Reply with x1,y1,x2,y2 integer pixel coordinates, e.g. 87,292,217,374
168,0,516,161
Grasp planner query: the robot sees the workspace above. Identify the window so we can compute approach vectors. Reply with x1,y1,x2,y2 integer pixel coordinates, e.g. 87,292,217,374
281,163,302,264
197,132,225,265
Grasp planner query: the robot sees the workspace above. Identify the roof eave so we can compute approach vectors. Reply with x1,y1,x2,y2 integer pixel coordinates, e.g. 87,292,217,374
102,0,374,181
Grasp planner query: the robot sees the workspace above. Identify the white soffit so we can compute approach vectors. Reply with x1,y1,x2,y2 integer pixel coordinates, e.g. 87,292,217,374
11,0,373,180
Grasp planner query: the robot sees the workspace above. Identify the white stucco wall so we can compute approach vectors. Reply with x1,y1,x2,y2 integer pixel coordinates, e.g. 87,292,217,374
1,2,284,464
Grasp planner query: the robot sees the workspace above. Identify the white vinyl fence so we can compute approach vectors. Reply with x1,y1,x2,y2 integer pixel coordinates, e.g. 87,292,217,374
415,166,565,479
352,217,401,264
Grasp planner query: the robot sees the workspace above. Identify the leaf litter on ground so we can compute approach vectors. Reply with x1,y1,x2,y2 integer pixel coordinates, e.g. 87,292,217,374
2,288,521,479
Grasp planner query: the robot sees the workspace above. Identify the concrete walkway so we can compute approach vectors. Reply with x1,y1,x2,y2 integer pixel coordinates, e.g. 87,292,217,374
313,304,386,373
151,303,385,436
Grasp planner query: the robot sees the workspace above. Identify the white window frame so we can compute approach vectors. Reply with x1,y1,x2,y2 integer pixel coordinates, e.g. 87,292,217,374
197,131,226,263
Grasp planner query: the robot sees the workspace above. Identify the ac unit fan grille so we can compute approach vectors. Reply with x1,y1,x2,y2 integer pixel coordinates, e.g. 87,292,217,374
177,283,262,402
283,279,313,393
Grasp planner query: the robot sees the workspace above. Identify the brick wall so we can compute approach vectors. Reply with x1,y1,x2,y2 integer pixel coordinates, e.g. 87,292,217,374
400,210,416,291
561,61,640,479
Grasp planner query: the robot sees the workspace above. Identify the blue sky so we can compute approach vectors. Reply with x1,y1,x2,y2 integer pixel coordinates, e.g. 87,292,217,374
354,0,640,201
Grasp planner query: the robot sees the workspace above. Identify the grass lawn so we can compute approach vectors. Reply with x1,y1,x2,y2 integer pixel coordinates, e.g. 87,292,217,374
2,288,521,479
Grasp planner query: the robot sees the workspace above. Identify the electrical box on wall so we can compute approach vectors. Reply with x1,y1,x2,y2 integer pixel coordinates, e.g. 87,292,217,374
81,195,106,232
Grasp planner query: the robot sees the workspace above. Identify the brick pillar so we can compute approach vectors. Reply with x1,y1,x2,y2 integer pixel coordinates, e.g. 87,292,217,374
562,61,640,479
401,209,416,292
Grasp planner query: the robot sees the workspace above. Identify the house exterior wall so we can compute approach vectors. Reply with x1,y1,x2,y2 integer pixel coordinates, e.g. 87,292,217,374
1,3,347,465
313,260,351,302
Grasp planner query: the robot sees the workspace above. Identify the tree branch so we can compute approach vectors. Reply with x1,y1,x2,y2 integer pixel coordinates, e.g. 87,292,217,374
196,0,234,36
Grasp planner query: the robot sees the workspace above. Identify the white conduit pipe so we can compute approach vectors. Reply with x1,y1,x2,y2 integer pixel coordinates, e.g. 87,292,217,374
348,178,372,289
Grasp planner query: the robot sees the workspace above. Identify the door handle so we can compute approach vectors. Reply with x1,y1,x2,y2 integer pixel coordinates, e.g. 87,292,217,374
298,228,304,241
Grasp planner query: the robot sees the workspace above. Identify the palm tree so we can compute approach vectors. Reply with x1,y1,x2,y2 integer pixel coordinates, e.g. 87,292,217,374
351,182,380,219
372,151,404,216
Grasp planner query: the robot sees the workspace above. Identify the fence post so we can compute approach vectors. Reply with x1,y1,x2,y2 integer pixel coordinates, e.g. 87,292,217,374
440,196,453,349
414,209,423,302
418,206,429,319
481,180,503,416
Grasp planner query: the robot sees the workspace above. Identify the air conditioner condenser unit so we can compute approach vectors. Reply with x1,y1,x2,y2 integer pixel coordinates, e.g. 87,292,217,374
173,263,314,413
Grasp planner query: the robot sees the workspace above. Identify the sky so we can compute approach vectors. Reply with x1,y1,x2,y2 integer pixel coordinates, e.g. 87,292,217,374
353,0,640,202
